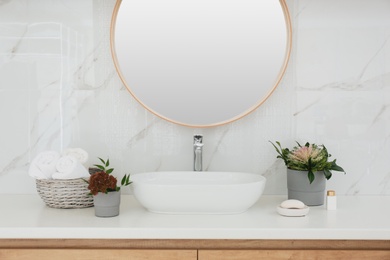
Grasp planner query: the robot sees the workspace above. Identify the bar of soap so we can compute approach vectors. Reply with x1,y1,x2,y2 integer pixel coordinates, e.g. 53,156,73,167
280,199,305,209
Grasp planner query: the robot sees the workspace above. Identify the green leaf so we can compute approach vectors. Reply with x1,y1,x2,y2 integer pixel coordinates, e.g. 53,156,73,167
269,141,290,166
307,157,314,174
106,168,114,174
308,170,315,184
121,175,126,186
324,169,332,180
126,174,131,185
106,158,110,167
98,157,105,165
93,164,105,170
269,141,283,157
330,160,345,173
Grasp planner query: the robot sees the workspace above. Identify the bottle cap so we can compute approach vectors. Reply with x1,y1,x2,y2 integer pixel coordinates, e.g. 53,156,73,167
327,190,336,196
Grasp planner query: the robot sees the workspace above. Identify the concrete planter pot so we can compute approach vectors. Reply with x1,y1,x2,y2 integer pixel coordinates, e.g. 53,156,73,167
287,169,326,206
93,190,121,217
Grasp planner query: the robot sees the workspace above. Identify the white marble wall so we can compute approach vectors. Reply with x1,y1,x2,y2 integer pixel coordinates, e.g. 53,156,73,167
0,0,389,195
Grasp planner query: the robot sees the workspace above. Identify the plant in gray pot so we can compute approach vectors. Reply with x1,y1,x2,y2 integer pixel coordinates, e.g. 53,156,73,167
270,141,345,206
87,158,131,217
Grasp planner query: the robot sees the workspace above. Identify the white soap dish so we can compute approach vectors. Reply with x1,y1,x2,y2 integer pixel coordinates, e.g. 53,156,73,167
277,205,310,217
277,200,309,217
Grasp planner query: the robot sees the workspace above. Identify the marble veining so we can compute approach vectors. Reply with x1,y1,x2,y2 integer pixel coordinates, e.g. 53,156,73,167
0,0,389,195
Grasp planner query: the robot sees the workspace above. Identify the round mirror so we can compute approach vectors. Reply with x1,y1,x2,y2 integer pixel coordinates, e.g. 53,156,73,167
111,0,291,127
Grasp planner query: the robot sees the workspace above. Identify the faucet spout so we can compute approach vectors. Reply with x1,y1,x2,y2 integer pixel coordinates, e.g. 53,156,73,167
193,135,203,171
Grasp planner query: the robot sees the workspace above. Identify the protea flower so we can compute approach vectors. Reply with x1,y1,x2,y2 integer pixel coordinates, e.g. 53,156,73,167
270,141,345,183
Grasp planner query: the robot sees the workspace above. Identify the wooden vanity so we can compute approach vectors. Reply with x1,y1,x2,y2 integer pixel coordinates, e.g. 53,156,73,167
1,239,390,260
1,195,389,259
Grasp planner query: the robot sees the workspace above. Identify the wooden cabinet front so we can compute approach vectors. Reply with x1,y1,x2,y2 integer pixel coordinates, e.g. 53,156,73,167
0,249,197,260
1,239,389,260
198,249,390,260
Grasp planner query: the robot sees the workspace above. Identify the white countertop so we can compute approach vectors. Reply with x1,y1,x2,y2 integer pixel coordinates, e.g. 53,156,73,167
1,195,389,240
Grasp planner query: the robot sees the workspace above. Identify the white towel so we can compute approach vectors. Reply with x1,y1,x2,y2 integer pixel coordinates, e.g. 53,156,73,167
52,155,90,180
62,148,89,165
28,151,60,179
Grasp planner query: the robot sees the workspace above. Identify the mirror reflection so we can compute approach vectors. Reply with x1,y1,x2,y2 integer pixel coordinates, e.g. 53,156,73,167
112,0,291,127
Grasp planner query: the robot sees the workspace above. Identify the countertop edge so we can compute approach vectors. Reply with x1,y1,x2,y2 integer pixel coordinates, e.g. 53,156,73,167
0,238,389,250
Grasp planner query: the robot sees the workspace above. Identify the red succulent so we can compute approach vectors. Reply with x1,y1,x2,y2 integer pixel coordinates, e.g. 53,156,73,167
88,171,118,195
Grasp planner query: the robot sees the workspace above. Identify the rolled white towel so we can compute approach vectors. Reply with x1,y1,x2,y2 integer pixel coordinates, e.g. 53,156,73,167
62,148,89,165
52,155,90,179
28,151,60,179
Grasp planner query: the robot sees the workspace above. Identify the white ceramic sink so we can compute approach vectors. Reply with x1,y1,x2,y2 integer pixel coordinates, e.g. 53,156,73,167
131,171,266,214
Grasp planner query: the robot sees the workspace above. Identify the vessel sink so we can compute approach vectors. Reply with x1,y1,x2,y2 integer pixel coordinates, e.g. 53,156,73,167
131,171,266,214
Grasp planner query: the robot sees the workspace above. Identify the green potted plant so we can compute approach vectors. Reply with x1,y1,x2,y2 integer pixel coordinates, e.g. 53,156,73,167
87,158,131,217
270,141,345,206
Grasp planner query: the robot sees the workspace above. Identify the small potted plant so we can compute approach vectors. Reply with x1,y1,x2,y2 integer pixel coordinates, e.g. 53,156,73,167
87,158,131,217
270,141,345,206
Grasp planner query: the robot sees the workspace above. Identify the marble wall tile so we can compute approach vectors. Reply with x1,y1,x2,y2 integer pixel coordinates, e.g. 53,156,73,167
293,0,390,195
0,0,389,196
0,0,94,193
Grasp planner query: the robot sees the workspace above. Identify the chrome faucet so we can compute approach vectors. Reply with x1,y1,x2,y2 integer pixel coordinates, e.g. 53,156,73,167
193,134,203,171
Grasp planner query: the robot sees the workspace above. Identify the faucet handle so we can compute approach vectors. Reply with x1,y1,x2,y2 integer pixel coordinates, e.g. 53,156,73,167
194,134,203,145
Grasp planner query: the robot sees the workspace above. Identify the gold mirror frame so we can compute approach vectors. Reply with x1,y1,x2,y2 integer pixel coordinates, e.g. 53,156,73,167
110,0,292,128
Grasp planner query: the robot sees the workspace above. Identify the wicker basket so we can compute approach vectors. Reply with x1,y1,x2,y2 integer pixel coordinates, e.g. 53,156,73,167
36,178,94,209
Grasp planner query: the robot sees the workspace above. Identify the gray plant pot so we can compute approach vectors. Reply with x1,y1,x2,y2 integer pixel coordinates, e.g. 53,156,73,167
287,169,326,206
93,190,121,217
